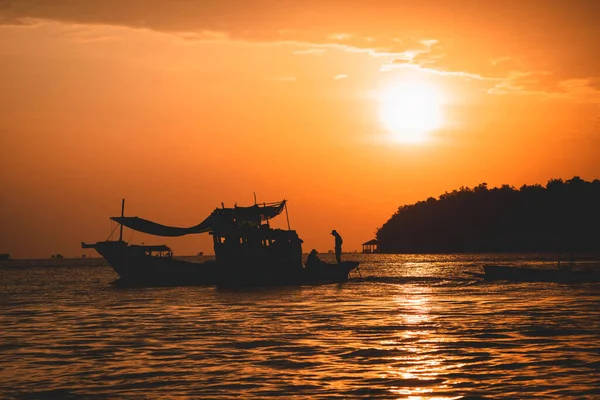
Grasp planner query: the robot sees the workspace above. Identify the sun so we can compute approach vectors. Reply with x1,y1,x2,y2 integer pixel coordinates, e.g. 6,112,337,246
379,81,444,143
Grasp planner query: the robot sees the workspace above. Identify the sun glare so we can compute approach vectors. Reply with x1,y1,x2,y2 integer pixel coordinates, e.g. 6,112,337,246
379,81,444,144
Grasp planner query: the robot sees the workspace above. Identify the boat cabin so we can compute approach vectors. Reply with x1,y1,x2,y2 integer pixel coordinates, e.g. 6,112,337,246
210,224,303,269
130,244,173,258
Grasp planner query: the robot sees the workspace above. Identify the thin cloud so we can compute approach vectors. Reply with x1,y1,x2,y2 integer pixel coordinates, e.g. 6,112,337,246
334,74,348,80
490,56,511,67
557,78,600,103
1,0,597,96
381,61,491,81
486,71,600,103
421,39,438,48
328,33,352,41
178,30,230,42
0,16,40,28
392,50,421,62
293,48,326,55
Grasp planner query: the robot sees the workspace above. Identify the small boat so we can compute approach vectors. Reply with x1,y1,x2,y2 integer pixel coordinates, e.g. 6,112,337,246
304,260,360,284
482,264,600,283
82,199,358,287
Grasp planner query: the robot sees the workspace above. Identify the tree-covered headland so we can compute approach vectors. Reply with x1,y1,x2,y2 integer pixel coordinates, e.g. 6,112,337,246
376,177,600,253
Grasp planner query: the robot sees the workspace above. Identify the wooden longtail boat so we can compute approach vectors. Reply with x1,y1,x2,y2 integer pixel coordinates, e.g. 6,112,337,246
82,200,358,287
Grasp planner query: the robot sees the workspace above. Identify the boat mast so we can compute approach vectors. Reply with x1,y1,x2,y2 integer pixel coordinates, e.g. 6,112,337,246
119,198,125,242
264,202,269,227
284,200,291,230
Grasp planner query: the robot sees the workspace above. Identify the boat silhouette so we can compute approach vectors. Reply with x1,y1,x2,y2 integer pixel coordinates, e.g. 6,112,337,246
480,264,600,283
82,199,358,287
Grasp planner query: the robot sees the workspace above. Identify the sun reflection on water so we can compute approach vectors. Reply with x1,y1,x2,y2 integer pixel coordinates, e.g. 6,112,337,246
373,290,454,398
1,258,599,398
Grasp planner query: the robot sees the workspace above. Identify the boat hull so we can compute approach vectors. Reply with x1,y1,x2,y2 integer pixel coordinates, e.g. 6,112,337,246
304,261,359,284
85,241,220,286
483,265,600,283
84,241,357,287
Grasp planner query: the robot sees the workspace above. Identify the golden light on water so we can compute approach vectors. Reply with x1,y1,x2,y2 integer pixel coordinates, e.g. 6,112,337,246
385,291,464,399
379,80,444,144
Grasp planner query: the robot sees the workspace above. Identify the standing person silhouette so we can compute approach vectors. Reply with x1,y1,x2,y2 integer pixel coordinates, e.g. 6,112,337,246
331,230,343,263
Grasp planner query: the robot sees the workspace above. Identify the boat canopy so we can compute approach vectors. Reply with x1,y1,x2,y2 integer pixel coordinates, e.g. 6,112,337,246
111,200,287,237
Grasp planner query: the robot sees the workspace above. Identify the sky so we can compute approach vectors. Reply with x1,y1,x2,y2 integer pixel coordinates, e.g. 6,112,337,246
1,0,599,258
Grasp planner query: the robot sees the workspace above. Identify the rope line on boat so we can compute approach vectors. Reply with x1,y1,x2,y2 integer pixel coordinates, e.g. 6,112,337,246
127,229,135,243
106,220,119,241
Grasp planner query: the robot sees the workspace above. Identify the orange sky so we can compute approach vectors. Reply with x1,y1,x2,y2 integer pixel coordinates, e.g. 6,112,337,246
1,1,599,258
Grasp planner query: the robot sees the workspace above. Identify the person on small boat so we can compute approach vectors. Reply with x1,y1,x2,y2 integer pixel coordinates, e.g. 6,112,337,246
331,230,343,263
306,249,322,270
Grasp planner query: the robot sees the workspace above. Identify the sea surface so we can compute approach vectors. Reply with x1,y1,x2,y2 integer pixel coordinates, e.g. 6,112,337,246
1,253,599,399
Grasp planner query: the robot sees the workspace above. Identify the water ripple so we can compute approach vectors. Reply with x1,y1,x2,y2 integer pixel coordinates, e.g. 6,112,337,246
1,255,599,398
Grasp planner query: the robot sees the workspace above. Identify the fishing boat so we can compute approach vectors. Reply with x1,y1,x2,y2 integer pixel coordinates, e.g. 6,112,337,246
82,199,358,287
482,264,600,283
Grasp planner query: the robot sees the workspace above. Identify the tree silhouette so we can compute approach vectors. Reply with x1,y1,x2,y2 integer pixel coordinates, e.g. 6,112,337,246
376,177,600,253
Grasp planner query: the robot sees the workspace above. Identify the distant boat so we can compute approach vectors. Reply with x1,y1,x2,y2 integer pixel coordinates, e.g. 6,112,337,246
481,264,600,283
82,199,358,287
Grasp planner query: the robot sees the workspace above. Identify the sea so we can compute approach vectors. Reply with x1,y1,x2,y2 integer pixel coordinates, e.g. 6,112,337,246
1,253,599,399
